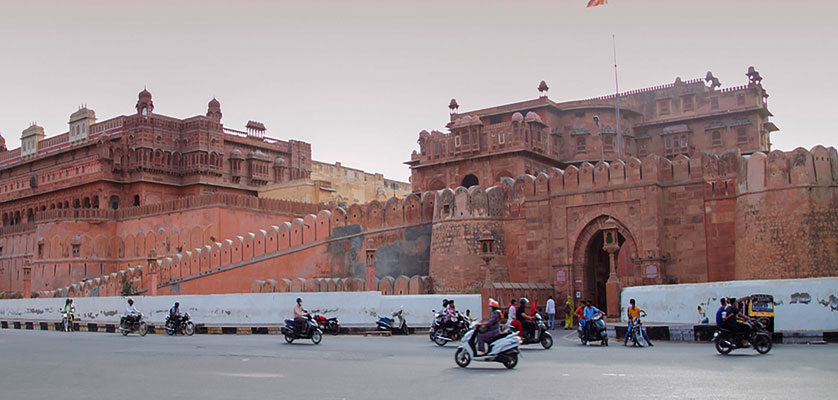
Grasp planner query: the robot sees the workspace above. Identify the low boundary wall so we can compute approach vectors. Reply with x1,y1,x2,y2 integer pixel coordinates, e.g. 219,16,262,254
620,277,838,332
0,292,480,328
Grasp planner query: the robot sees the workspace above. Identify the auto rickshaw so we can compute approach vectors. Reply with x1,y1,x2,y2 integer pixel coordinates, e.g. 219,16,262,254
736,294,774,333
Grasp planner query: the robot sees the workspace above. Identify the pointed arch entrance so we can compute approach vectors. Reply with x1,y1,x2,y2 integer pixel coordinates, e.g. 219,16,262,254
571,215,638,314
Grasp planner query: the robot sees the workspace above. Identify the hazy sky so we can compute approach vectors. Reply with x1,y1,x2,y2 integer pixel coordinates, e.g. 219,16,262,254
1,0,836,182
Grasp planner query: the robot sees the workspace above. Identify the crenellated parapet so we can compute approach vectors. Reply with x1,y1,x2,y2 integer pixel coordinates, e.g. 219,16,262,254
737,146,838,193
249,275,432,295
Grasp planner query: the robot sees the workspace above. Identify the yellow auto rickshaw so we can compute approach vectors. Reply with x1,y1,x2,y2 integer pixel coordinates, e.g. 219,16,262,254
736,294,774,333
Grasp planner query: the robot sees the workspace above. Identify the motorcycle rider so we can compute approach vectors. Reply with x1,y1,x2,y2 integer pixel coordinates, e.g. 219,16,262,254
169,302,182,335
475,298,502,356
583,300,603,345
125,298,141,324
723,297,752,346
293,297,308,335
516,297,536,340
715,297,727,327
443,299,458,332
62,299,76,330
624,298,653,346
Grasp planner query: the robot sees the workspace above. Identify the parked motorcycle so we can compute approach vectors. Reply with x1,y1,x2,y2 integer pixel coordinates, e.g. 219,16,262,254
61,308,75,332
578,312,608,346
281,314,322,344
119,313,148,336
313,314,341,336
454,327,522,369
432,312,470,346
164,312,195,336
713,318,772,355
510,313,553,349
628,316,647,347
377,308,409,335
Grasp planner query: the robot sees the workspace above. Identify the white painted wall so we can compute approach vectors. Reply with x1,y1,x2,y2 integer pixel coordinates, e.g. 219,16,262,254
620,277,838,332
0,292,481,327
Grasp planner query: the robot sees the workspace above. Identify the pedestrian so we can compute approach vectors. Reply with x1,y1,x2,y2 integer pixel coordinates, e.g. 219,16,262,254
507,299,517,326
564,295,575,329
545,296,556,330
715,297,727,327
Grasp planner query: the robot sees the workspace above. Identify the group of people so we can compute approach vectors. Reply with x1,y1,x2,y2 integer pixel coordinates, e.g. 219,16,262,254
60,298,185,334
715,297,753,345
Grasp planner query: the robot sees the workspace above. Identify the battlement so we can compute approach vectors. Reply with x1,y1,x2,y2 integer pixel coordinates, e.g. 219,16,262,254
583,77,704,101
739,146,838,193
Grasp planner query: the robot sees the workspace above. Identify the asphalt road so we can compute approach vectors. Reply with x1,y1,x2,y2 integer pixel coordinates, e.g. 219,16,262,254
1,328,835,399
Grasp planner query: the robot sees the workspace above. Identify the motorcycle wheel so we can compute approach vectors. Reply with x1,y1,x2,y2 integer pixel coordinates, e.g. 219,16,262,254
541,333,554,349
753,335,772,354
433,331,447,347
633,330,645,347
454,348,471,368
329,323,340,336
503,353,519,369
165,322,175,336
139,321,148,337
311,330,322,344
284,333,295,343
428,328,436,342
184,322,195,336
602,337,608,346
715,339,733,355
121,322,129,336
63,319,70,333
402,324,409,336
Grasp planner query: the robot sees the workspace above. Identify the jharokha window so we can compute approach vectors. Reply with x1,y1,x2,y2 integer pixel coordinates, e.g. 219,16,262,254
576,137,587,153
712,130,722,147
737,127,748,144
657,99,670,116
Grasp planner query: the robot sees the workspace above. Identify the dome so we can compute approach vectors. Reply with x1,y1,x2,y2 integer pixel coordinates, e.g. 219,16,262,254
511,112,524,123
208,98,220,109
524,111,543,124
229,147,244,160
273,157,286,167
138,88,152,100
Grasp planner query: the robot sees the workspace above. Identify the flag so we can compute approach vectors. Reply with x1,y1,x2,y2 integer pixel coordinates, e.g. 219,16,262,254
587,0,607,7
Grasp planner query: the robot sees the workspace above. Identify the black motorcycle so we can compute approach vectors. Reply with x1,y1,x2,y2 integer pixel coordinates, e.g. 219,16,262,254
578,312,608,346
313,314,341,336
713,318,772,355
119,313,148,336
281,314,322,344
432,312,469,346
511,313,554,349
165,312,195,336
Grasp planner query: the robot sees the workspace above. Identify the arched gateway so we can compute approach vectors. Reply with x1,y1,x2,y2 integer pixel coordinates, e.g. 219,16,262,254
571,215,638,315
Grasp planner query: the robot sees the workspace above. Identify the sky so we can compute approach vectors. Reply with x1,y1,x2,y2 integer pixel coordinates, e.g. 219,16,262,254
1,0,836,182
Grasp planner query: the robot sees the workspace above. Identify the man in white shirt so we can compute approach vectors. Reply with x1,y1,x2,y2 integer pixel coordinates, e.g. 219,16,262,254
507,299,517,328
545,296,556,330
124,298,141,323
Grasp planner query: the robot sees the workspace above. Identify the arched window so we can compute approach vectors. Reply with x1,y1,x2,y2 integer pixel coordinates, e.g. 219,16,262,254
109,196,120,210
461,174,479,188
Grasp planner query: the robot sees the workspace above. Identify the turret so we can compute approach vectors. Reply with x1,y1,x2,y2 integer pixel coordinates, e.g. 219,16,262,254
207,98,222,122
68,106,96,144
136,88,153,117
21,123,45,158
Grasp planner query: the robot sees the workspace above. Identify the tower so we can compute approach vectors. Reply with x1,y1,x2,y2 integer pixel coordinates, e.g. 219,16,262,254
136,88,154,117
207,98,222,122
21,123,45,158
68,106,96,144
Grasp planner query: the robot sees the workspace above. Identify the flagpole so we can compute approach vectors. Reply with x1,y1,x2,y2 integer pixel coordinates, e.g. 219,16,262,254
613,34,622,161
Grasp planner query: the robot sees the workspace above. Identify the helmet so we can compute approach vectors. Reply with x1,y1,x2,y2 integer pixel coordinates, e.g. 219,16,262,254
174,302,179,307
127,298,134,304
519,297,529,305
488,298,499,308
296,297,302,304
442,299,449,307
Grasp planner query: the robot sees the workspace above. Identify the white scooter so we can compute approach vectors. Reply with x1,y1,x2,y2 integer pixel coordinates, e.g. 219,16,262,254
454,327,522,369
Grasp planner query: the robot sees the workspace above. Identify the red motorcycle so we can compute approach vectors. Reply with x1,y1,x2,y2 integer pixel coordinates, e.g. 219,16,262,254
312,314,341,335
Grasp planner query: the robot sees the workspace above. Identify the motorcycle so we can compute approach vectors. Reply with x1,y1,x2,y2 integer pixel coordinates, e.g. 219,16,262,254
713,318,772,355
377,308,409,335
164,312,195,336
61,307,75,332
281,314,322,344
429,309,444,341
628,316,647,347
454,327,522,369
432,312,470,346
312,314,341,336
578,312,608,346
510,313,553,349
119,313,148,336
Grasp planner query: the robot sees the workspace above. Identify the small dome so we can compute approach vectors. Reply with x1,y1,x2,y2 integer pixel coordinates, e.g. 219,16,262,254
138,88,152,99
511,112,524,123
524,111,542,124
273,157,286,167
229,147,244,160
208,98,220,109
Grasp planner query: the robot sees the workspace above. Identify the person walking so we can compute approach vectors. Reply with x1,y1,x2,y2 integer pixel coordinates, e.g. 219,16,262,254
564,295,575,330
545,296,556,330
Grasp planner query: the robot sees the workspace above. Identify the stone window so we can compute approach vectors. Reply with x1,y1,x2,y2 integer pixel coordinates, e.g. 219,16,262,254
737,127,748,144
712,130,722,147
498,131,505,145
737,93,745,106
657,99,670,116
638,140,649,157
454,136,461,147
576,137,586,153
489,115,502,124
710,97,719,110
72,244,80,257
682,95,694,111
133,195,140,207
603,135,614,152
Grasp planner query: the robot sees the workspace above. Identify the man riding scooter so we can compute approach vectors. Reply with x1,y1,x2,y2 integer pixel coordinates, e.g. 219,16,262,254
293,298,309,335
516,298,536,340
475,298,502,356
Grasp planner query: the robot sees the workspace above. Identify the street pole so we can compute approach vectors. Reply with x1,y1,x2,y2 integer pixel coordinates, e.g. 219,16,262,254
613,34,622,161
